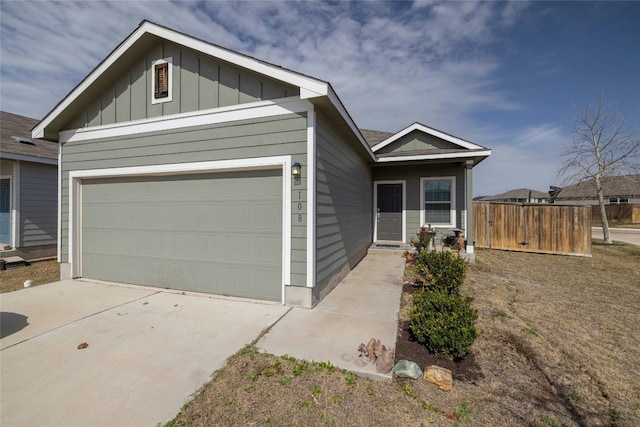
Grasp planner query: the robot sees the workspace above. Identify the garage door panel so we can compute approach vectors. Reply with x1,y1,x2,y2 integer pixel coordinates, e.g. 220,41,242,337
81,170,282,301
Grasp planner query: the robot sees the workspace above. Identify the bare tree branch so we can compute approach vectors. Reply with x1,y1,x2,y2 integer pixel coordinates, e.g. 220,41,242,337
557,95,640,244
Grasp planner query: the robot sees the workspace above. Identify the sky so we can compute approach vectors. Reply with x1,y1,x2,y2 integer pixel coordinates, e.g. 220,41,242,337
1,1,639,196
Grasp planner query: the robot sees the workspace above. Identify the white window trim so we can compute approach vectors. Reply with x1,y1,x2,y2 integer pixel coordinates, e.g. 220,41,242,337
373,180,406,243
68,155,292,304
420,176,456,228
11,162,20,249
151,57,173,104
1,174,14,248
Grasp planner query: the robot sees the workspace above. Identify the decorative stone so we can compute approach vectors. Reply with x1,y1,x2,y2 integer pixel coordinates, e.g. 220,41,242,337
423,365,453,391
392,360,423,379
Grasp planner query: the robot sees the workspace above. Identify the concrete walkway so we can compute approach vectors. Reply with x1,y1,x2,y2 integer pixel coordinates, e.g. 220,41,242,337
257,248,406,380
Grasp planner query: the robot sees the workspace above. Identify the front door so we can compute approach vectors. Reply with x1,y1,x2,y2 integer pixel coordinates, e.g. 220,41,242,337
377,183,402,241
0,178,11,244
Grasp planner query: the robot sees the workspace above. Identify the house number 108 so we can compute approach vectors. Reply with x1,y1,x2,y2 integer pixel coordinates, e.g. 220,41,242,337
297,191,303,223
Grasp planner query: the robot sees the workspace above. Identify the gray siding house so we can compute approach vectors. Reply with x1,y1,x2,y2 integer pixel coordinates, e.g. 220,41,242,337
33,21,490,307
1,111,58,260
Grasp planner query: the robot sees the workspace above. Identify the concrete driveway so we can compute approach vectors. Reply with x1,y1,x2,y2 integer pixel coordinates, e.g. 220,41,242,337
0,279,289,427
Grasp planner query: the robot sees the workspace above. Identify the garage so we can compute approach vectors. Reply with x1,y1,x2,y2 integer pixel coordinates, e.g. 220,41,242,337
79,169,283,301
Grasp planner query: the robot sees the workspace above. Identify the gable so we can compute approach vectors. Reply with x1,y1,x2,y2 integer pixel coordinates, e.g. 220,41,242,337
63,40,300,131
376,129,461,154
370,122,491,164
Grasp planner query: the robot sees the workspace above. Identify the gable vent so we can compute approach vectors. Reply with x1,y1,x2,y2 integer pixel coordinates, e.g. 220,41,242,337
12,136,35,145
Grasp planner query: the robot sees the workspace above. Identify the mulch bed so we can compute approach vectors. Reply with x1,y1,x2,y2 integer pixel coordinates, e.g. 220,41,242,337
394,278,484,383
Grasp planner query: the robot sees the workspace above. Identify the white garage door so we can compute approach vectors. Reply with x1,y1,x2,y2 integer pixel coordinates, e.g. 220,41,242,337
80,169,283,301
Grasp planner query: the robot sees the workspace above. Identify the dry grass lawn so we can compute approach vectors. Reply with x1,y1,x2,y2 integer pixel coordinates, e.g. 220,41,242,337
0,260,59,293
167,242,640,426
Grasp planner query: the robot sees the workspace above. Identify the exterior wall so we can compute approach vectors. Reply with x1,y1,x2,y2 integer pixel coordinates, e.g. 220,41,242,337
372,163,466,243
313,115,372,303
0,159,13,177
60,113,308,286
377,130,459,154
19,162,57,248
0,159,57,258
64,41,299,130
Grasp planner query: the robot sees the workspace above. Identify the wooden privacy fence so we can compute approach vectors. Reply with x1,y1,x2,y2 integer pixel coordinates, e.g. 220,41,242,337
473,202,592,256
591,204,640,224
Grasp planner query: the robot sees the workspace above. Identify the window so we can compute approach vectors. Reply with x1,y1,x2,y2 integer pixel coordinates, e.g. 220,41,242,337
421,177,456,227
154,63,168,99
151,57,172,104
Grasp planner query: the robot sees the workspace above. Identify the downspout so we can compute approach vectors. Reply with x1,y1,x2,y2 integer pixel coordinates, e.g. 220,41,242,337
465,160,474,254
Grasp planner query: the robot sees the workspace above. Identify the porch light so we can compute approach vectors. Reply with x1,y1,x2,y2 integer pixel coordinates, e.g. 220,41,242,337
292,162,302,176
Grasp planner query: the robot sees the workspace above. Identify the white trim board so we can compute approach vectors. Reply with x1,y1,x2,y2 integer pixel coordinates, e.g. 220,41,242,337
0,174,14,248
57,145,62,262
373,180,406,243
11,162,20,249
375,150,492,163
306,110,316,288
372,122,487,152
67,155,292,304
59,97,313,143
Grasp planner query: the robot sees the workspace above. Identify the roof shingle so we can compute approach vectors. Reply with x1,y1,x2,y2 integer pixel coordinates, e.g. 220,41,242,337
1,111,58,161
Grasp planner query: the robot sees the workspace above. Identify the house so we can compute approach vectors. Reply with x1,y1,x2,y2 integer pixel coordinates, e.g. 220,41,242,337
0,111,58,260
478,188,551,204
33,21,490,307
552,175,640,205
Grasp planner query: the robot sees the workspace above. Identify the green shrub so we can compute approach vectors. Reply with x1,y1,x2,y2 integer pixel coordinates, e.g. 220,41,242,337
416,249,466,294
410,232,434,253
409,288,478,359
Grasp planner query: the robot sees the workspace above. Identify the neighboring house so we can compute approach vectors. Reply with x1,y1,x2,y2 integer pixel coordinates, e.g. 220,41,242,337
0,111,58,260
478,188,551,204
553,175,640,205
33,21,490,307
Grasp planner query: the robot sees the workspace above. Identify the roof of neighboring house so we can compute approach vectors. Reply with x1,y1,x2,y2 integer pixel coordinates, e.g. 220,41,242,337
554,175,640,199
1,111,58,163
480,188,550,201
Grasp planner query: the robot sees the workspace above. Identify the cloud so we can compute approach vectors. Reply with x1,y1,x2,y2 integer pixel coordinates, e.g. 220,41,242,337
474,123,569,195
1,0,549,196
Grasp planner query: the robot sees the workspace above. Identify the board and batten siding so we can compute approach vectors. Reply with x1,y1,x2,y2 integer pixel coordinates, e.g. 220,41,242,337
60,113,308,286
19,162,57,247
376,130,460,154
372,163,466,242
314,116,372,301
64,41,299,130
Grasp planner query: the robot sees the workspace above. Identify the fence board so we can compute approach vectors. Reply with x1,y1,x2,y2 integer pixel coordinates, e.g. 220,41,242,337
473,202,591,256
591,205,640,224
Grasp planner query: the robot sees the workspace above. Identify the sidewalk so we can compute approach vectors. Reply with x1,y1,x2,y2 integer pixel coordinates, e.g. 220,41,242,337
258,248,406,380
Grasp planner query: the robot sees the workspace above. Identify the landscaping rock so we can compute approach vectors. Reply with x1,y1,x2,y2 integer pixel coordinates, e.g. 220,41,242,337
392,360,423,379
374,344,394,374
423,365,453,391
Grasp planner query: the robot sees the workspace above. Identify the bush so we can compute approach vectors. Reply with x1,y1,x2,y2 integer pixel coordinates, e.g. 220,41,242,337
416,250,467,294
409,288,478,360
410,232,433,253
